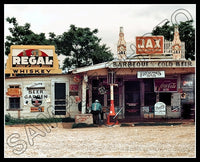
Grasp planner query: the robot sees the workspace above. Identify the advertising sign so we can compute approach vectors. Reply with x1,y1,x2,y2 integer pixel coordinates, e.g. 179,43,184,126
31,107,44,112
154,79,177,92
6,88,22,97
154,102,166,115
137,71,165,78
5,45,62,75
136,36,164,54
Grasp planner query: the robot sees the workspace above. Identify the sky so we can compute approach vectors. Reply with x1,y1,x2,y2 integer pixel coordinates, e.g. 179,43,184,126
4,4,196,67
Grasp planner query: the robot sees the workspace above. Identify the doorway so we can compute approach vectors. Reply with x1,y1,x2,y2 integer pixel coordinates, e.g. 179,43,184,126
125,81,140,118
54,83,66,115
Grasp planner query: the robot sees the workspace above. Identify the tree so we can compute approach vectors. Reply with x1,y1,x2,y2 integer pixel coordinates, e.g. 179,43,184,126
54,25,113,69
5,17,114,69
5,17,51,56
152,20,195,60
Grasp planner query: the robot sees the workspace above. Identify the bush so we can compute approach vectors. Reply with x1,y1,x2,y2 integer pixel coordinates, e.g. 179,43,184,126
5,114,12,122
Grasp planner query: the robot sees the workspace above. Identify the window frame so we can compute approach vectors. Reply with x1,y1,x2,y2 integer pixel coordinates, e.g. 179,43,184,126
8,97,21,110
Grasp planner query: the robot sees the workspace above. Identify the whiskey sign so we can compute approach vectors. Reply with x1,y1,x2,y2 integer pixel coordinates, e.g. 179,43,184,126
5,45,62,75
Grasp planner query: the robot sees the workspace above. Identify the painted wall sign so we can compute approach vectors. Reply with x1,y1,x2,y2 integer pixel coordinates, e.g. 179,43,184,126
136,36,164,54
137,71,165,78
24,83,48,107
5,45,62,75
111,60,194,68
154,102,166,115
154,79,177,92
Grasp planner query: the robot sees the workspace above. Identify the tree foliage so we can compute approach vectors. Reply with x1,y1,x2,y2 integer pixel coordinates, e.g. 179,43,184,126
5,17,114,69
5,17,51,56
51,24,113,69
151,20,195,60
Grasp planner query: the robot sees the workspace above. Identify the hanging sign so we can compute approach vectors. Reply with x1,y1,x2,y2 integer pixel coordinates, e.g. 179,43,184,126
137,71,165,78
5,45,62,75
136,36,164,54
154,79,177,92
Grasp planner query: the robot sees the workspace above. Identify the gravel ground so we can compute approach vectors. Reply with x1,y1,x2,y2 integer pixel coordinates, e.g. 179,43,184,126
4,123,196,158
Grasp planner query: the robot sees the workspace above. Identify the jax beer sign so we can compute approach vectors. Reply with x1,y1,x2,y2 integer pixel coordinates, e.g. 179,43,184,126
136,36,164,54
5,45,62,75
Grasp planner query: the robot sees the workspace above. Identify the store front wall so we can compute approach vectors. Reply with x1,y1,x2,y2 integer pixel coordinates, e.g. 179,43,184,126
5,74,80,119
86,67,195,120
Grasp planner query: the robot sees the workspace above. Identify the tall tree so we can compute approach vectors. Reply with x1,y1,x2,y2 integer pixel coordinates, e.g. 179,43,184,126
152,20,195,60
5,17,114,69
53,24,113,69
5,17,51,56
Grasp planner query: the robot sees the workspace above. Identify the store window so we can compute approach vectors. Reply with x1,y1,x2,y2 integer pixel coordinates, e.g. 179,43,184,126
9,97,20,109
9,85,20,88
159,93,171,105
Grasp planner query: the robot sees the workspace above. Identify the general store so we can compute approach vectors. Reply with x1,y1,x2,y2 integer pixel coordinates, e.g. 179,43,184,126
5,26,195,122
71,26,195,121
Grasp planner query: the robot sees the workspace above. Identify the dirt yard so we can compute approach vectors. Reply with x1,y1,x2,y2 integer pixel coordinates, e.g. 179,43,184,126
4,122,196,158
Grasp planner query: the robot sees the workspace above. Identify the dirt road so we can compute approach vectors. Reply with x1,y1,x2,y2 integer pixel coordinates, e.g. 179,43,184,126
4,123,196,158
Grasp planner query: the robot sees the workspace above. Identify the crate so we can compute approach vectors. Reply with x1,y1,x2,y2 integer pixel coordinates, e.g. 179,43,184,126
144,113,149,118
149,113,154,118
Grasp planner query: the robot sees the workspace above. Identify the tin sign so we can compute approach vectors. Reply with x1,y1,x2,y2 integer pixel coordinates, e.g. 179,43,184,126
154,102,166,115
5,45,62,75
136,36,164,54
154,79,177,92
137,71,165,78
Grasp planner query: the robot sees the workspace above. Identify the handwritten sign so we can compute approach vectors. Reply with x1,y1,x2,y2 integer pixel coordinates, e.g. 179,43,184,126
137,71,165,78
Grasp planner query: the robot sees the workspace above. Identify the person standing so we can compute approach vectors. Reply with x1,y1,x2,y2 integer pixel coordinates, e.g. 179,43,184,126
91,100,102,124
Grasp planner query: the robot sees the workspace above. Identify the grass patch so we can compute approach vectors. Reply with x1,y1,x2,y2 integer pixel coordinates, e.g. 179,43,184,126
5,114,74,125
72,123,98,128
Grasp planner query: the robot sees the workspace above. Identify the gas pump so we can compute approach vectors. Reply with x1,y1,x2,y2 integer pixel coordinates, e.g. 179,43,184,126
107,70,119,126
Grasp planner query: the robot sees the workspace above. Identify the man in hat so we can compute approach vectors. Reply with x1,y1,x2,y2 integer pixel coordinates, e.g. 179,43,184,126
91,100,102,124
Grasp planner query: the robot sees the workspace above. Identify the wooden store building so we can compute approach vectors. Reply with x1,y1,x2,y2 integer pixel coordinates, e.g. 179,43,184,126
4,45,81,119
4,26,195,121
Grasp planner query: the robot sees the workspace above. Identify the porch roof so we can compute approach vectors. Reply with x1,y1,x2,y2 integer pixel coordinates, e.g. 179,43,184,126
71,59,195,74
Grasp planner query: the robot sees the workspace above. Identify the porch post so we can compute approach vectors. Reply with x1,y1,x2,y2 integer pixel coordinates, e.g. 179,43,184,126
81,74,88,114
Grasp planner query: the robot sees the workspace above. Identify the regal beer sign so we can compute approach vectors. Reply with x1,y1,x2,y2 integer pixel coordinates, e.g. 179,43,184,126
136,36,164,54
5,45,62,75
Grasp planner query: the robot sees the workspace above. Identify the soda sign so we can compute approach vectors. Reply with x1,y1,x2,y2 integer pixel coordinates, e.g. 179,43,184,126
136,36,164,54
154,79,177,92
